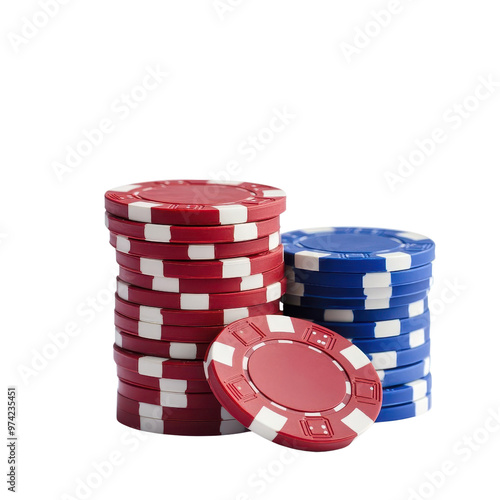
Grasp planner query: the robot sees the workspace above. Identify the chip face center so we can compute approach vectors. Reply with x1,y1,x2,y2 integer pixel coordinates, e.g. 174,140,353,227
301,233,400,254
141,184,253,205
247,342,347,412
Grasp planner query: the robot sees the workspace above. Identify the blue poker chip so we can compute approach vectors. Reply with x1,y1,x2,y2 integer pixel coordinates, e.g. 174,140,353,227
366,340,431,370
287,263,433,288
282,289,429,310
376,357,430,387
376,394,432,422
282,298,428,323
350,327,430,351
314,311,430,339
381,374,432,407
286,278,432,299
283,227,435,273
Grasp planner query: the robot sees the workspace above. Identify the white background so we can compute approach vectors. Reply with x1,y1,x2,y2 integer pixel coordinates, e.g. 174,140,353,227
2,1,500,499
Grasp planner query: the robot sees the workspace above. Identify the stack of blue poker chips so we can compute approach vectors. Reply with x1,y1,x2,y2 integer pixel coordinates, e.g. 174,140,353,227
281,227,435,423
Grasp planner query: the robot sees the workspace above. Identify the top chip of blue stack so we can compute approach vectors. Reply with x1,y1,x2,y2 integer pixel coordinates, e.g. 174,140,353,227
283,227,435,273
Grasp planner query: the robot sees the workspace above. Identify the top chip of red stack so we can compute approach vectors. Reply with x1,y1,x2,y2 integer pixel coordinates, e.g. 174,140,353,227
105,180,286,226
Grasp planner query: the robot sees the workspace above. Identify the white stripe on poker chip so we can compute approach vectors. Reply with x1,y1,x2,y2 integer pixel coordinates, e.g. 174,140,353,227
128,201,163,223
423,357,431,375
407,378,429,401
378,251,412,272
139,305,163,324
266,282,283,302
169,343,198,360
324,309,354,322
140,257,164,276
362,273,392,288
269,232,280,250
159,392,188,408
249,406,287,441
233,222,258,242
112,184,142,192
144,223,172,242
115,331,123,347
369,351,397,370
117,280,129,301
140,416,164,433
138,356,168,378
341,408,375,434
340,345,370,370
221,420,247,434
116,235,131,253
240,274,264,291
266,315,294,333
137,321,161,340
373,320,401,337
262,189,286,198
159,379,188,393
187,245,215,260
221,257,251,278
223,307,251,324
409,300,425,316
180,294,210,310
104,213,110,228
414,396,430,415
139,402,164,419
396,231,429,241
294,250,327,271
363,298,391,310
363,287,393,299
210,342,235,367
409,329,426,347
151,276,180,293
214,205,248,224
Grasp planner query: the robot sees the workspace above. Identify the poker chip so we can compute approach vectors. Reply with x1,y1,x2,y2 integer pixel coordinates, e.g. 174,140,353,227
376,395,432,423
366,340,431,370
118,264,285,294
286,278,432,299
376,357,431,388
350,328,430,351
116,246,284,279
117,278,286,310
116,366,211,393
283,228,435,273
286,263,433,288
110,231,280,260
205,315,383,452
106,212,281,244
115,330,210,360
381,374,432,407
115,295,281,327
114,345,206,380
105,180,286,225
116,409,248,436
283,298,428,323
282,289,429,310
118,379,222,409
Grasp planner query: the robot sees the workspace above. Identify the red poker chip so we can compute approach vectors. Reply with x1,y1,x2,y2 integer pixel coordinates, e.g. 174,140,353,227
116,278,286,310
114,344,206,380
118,264,285,294
116,246,284,279
105,212,281,244
115,330,210,359
118,379,221,409
116,408,247,436
115,294,282,327
117,393,233,420
109,231,280,260
115,310,223,342
205,315,382,452
116,366,211,393
105,180,286,225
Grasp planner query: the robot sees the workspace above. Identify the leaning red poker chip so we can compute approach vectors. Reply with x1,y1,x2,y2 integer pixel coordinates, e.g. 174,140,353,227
110,231,280,260
105,212,281,244
116,246,284,279
114,311,223,342
115,330,210,360
115,295,282,327
118,264,285,294
114,345,206,380
118,379,221,409
205,315,382,452
117,393,232,420
116,278,286,310
105,180,286,225
116,366,211,393
116,409,247,436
